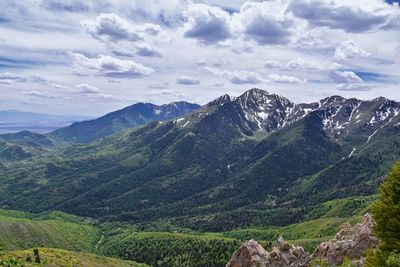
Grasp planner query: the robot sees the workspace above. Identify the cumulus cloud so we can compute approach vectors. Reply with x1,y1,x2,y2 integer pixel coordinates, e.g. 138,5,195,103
134,43,162,57
80,13,161,43
0,72,49,84
204,67,266,84
289,0,400,33
23,90,57,98
335,40,370,60
112,44,161,58
264,58,323,71
146,89,186,98
285,58,324,71
229,71,266,84
75,83,100,94
183,4,232,44
73,53,155,78
148,82,169,89
237,1,293,45
0,72,29,84
264,60,283,69
292,29,331,50
336,83,373,91
197,58,208,66
329,70,363,83
176,76,200,85
267,73,306,84
42,0,89,13
204,66,304,84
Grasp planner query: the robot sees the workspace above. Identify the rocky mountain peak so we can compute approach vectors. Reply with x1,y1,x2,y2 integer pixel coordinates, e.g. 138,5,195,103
235,88,272,109
187,89,400,144
319,95,346,108
208,94,231,106
228,89,306,133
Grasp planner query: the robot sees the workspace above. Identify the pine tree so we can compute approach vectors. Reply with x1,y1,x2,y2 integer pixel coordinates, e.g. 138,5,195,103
366,161,400,266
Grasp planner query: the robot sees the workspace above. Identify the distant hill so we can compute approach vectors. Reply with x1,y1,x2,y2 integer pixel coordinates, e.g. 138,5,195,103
49,101,200,143
0,101,200,163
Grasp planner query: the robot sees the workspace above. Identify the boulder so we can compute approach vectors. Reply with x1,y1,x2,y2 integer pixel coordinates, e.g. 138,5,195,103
312,213,379,265
226,214,379,267
226,239,310,267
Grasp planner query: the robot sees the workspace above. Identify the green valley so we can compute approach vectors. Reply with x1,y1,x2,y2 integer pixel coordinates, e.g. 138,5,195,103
0,194,373,266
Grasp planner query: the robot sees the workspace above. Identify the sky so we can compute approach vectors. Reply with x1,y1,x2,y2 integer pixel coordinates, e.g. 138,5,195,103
0,0,399,116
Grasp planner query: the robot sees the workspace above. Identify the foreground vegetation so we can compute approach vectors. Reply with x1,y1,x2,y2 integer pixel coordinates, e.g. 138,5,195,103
366,161,400,266
0,194,374,266
0,248,148,267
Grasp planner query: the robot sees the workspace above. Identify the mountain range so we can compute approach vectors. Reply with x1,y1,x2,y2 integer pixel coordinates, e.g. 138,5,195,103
0,88,399,231
0,101,200,161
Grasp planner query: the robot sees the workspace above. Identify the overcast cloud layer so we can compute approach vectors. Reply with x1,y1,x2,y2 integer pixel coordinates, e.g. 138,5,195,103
0,0,399,115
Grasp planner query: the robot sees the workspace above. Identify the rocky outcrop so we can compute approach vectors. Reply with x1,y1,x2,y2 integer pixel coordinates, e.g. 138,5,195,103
312,213,379,265
225,238,310,267
226,214,379,267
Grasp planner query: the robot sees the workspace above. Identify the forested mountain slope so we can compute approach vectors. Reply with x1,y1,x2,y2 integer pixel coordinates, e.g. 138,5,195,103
0,88,398,231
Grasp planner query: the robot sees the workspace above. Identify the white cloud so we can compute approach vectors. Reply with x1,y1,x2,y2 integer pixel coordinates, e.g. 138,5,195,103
112,43,161,58
292,28,332,50
329,70,363,83
230,71,266,84
285,58,324,71
205,66,305,84
335,40,370,60
264,58,323,71
183,4,232,44
75,83,100,93
1,0,400,115
146,89,186,98
236,1,293,45
23,90,57,98
336,83,373,91
42,0,90,13
80,13,161,43
176,76,200,85
267,73,306,84
196,58,208,66
73,53,155,78
289,0,400,33
0,72,29,84
134,43,162,57
264,60,283,69
204,67,267,84
148,82,169,89
0,72,49,85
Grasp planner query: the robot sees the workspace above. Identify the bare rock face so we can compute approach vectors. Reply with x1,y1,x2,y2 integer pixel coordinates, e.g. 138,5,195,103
312,214,379,265
226,239,310,267
225,239,269,267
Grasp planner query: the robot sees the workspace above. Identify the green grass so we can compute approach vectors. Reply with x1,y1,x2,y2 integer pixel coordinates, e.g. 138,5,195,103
304,195,376,220
0,210,97,251
0,248,148,267
222,216,363,253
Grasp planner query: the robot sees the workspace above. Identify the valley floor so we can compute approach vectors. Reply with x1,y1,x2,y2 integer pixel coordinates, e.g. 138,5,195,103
0,195,373,266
